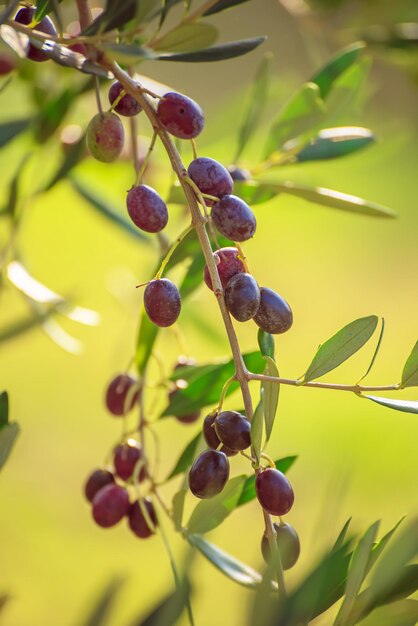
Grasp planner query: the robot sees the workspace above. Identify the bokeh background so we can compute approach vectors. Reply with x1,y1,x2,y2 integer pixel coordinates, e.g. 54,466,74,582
0,0,417,625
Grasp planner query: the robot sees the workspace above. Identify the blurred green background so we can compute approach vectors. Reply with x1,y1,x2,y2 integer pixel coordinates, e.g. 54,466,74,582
0,1,417,625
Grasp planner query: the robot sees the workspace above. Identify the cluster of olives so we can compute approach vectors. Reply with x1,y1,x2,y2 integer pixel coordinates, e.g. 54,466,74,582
83,374,157,538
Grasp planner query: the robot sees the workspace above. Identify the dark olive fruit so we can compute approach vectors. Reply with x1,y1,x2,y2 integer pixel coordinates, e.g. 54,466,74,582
105,374,139,416
14,7,57,62
128,498,158,538
109,81,142,117
225,273,260,322
157,92,204,139
86,112,124,163
261,522,300,570
227,165,251,182
254,287,293,335
255,468,294,516
214,411,251,451
189,450,230,498
126,184,168,233
203,247,246,291
0,54,16,75
144,279,181,327
188,157,233,204
202,414,237,456
113,440,146,482
211,195,256,242
92,484,130,528
84,469,115,503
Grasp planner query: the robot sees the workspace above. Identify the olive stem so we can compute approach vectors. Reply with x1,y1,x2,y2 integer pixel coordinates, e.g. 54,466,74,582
155,223,194,279
217,375,236,412
248,372,401,393
136,130,157,185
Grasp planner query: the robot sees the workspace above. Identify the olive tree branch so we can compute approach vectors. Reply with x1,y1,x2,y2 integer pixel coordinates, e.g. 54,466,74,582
247,373,401,393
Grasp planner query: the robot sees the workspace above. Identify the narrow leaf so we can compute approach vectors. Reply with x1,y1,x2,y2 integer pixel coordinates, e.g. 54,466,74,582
153,23,218,53
172,489,187,532
134,581,190,626
366,517,405,578
103,44,157,63
166,432,201,480
364,396,418,415
357,317,385,384
81,577,125,626
204,0,251,16
325,57,371,120
72,178,148,241
82,0,136,35
237,456,297,506
0,118,31,148
250,401,264,465
235,53,272,161
34,0,64,22
258,328,274,358
0,422,20,471
261,356,280,441
264,82,325,158
186,475,246,534
310,41,366,99
295,127,375,162
45,133,86,190
0,306,58,344
156,36,266,63
188,534,265,588
332,518,352,553
401,342,418,388
0,391,8,428
354,599,418,626
136,311,159,376
303,315,379,382
161,351,265,417
335,521,380,626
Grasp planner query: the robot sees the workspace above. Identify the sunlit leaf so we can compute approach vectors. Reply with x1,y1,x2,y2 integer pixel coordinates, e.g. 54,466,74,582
34,0,64,22
261,356,279,441
0,422,20,471
335,521,380,626
172,488,187,532
235,53,272,161
161,351,265,417
204,0,251,16
250,401,264,465
263,82,325,158
136,310,159,376
188,534,266,588
302,315,379,382
237,456,297,506
355,599,418,626
0,392,8,428
325,57,372,120
102,43,157,63
166,432,201,480
357,317,385,384
310,41,366,99
400,342,418,388
153,23,218,53
295,127,375,162
332,518,352,552
364,395,418,415
156,36,266,62
366,517,405,577
186,475,246,534
42,318,83,354
72,178,148,241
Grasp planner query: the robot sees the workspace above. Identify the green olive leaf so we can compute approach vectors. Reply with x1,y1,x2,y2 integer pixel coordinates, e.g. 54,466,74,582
262,356,280,441
310,41,366,99
250,401,264,465
364,395,418,415
295,127,375,162
153,23,218,53
302,315,379,382
400,342,418,388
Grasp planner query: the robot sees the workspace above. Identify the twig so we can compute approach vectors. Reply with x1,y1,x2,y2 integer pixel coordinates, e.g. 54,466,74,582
247,372,400,393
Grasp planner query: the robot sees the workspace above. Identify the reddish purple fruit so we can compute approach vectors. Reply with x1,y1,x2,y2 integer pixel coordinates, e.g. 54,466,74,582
114,440,146,482
225,273,260,322
144,279,181,327
188,157,233,204
14,7,57,62
203,414,237,456
189,449,230,499
84,469,115,503
211,195,256,242
105,374,139,416
0,54,16,75
227,165,251,181
86,112,124,163
214,410,251,451
157,92,204,139
203,247,246,291
92,483,130,528
255,468,294,516
128,498,158,538
126,184,168,233
108,81,142,117
169,381,201,424
261,522,300,570
254,287,293,334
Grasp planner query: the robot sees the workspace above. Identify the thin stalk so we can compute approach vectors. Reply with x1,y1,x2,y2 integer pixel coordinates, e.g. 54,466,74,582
248,373,400,394
136,130,157,185
155,223,194,279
